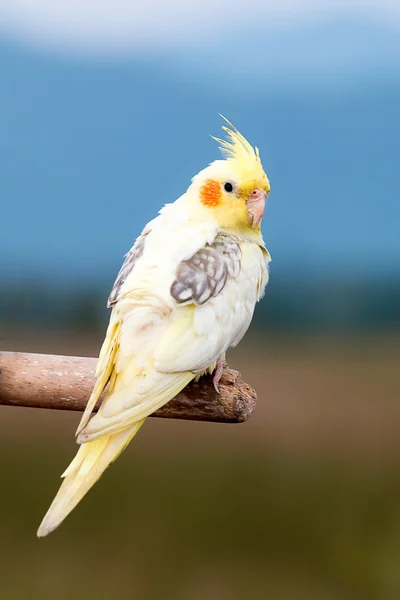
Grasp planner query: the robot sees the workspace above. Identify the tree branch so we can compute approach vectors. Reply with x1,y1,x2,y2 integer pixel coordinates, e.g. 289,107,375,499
0,351,256,423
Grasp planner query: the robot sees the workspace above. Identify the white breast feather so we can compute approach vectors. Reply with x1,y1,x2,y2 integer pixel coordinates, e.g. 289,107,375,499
112,199,269,377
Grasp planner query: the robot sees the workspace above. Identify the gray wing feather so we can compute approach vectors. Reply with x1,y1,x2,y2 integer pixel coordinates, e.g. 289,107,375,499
170,233,242,306
107,229,149,307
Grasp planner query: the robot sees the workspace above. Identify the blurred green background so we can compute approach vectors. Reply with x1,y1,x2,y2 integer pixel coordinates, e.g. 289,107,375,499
1,330,400,599
1,1,400,599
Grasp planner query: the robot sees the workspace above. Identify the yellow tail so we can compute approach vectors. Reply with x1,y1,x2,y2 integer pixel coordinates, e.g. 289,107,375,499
37,420,144,537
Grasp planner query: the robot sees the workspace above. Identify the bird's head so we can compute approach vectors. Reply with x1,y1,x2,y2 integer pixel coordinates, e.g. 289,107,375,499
188,116,270,233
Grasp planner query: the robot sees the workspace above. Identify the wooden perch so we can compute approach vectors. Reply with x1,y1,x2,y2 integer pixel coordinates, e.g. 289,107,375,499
0,351,256,423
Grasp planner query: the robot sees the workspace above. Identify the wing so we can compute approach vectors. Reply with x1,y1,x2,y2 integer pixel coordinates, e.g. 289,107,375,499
107,227,150,308
76,225,151,434
77,233,247,442
155,233,247,374
76,303,194,441
76,311,121,435
170,232,242,305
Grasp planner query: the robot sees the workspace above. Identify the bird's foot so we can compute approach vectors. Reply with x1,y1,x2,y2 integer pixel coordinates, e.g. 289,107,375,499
212,358,227,393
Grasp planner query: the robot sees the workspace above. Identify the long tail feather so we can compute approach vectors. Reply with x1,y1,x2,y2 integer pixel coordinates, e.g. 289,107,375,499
37,419,144,537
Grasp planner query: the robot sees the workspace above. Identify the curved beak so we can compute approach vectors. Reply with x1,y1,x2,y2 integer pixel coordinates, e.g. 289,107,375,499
246,189,266,227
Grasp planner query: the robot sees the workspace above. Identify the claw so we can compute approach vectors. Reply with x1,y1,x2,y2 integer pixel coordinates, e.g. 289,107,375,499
212,358,226,393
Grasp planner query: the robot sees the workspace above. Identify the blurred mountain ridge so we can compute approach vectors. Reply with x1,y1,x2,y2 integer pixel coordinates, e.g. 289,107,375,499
0,38,399,283
0,37,399,331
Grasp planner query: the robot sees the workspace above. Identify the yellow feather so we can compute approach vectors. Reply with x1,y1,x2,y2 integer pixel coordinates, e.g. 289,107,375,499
211,114,269,186
37,421,144,537
77,370,193,443
76,316,121,436
39,306,193,535
37,114,270,537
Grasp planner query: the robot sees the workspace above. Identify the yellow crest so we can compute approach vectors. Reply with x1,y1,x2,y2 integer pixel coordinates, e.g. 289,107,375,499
211,115,266,182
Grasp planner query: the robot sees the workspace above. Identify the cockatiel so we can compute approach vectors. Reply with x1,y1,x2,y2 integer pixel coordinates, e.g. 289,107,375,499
37,116,271,537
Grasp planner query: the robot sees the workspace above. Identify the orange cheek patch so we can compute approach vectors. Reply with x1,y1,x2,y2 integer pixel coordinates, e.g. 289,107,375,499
200,179,222,207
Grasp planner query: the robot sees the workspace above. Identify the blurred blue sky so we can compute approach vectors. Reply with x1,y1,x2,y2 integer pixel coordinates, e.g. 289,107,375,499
0,2,399,285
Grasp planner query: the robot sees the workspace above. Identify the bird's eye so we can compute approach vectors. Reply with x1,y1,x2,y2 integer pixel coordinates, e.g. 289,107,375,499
223,181,236,193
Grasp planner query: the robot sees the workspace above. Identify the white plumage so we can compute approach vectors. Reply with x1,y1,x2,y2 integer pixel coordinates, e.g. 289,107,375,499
37,117,271,537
